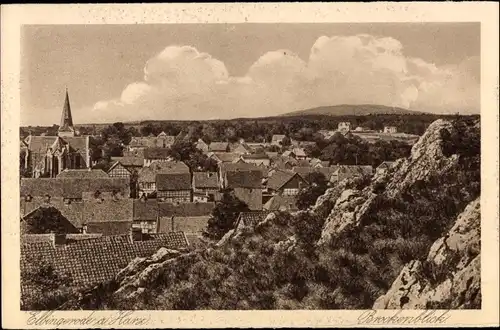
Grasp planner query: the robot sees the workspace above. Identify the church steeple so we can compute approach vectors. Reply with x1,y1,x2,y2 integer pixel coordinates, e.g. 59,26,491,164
58,88,75,137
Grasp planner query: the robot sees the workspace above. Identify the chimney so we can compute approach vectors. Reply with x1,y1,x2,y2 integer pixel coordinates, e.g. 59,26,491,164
54,233,67,245
129,227,143,242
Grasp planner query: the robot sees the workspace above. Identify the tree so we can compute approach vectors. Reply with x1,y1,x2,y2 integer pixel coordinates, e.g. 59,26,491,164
168,140,218,172
21,255,82,310
296,172,328,210
280,136,292,149
204,190,250,240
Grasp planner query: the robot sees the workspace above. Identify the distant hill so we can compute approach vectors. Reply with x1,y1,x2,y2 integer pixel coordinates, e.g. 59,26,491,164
282,104,422,117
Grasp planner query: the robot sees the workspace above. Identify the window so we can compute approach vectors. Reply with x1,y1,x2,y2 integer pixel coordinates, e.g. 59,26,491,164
283,188,299,196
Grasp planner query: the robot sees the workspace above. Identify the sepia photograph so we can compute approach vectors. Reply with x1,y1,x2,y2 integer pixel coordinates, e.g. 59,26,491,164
2,2,499,328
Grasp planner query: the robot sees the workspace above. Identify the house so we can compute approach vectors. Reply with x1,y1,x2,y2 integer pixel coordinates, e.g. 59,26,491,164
263,194,298,211
107,161,132,180
232,142,252,155
376,161,396,175
137,166,157,197
292,166,316,180
208,152,240,164
110,156,144,172
292,148,307,160
157,202,214,234
222,169,262,190
241,153,271,166
222,169,263,210
21,198,85,232
331,165,373,183
21,232,189,292
218,162,262,188
209,142,230,152
271,134,286,146
338,122,351,133
310,158,330,168
234,211,271,232
143,148,171,166
20,177,130,204
21,205,81,235
56,168,109,179
156,131,176,148
83,199,134,235
195,139,210,153
133,198,159,234
137,161,190,197
192,172,219,202
156,172,192,203
234,187,262,211
266,169,308,196
128,132,176,152
383,126,398,134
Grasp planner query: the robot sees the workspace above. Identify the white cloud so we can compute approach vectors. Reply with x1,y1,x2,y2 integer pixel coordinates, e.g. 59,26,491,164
88,35,479,123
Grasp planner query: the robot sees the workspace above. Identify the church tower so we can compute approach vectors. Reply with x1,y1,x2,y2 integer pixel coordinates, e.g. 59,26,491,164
58,89,76,137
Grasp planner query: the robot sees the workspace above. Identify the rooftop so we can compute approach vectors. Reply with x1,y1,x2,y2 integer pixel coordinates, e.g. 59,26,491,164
56,169,109,179
192,172,219,189
21,232,189,288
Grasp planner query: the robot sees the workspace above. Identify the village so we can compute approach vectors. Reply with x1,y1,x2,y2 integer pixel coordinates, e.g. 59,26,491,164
20,91,412,290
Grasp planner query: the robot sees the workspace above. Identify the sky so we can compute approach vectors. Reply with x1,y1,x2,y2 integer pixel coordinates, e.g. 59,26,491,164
21,23,480,126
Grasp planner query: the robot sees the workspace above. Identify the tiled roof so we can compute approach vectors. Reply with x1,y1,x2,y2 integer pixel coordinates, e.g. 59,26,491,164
292,148,307,157
24,136,88,154
212,152,240,163
20,178,130,199
156,172,192,191
233,187,262,211
236,211,271,228
86,221,132,235
193,172,219,189
20,232,189,287
143,147,171,159
263,195,298,211
158,202,214,217
219,162,260,174
21,200,85,228
293,166,317,178
133,199,159,221
84,199,134,223
209,142,229,152
266,169,297,190
56,169,109,179
138,161,189,183
296,159,311,167
21,205,81,234
242,153,269,160
271,135,286,142
128,137,156,148
110,156,144,167
225,170,262,189
137,166,156,183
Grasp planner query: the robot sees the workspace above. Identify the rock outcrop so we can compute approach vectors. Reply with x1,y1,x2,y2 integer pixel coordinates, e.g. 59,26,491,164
318,119,466,245
373,198,481,309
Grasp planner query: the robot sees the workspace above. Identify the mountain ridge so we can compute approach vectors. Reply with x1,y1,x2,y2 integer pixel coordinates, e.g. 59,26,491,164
281,104,423,117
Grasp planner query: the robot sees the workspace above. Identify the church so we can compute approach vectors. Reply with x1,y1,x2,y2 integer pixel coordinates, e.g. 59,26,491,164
21,90,92,178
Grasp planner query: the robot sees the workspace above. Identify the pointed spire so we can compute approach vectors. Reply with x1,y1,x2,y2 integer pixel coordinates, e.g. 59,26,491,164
58,88,75,137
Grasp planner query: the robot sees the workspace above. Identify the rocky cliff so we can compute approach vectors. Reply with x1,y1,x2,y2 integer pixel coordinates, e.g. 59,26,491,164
373,198,480,309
